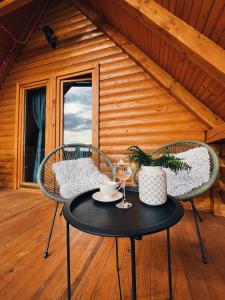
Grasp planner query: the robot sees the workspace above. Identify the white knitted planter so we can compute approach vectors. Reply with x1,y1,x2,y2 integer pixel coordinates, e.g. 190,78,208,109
139,166,167,206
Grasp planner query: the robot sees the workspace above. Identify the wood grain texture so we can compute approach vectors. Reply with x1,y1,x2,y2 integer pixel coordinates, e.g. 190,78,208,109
154,0,225,49
74,0,223,129
86,0,225,120
206,123,225,143
0,0,35,17
210,142,225,216
0,0,49,86
0,190,225,299
119,0,225,87
0,0,208,189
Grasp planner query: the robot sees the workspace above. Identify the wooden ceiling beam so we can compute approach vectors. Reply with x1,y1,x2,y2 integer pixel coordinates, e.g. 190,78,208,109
0,0,35,17
73,0,223,129
116,0,225,88
206,123,225,143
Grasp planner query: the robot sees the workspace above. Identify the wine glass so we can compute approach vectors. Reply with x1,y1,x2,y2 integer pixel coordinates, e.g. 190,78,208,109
114,159,132,209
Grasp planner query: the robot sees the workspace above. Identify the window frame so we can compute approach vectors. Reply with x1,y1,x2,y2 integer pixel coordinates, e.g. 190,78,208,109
56,66,99,148
15,65,99,190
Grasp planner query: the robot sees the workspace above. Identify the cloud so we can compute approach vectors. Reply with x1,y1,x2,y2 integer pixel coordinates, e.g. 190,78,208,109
64,113,91,132
64,86,92,107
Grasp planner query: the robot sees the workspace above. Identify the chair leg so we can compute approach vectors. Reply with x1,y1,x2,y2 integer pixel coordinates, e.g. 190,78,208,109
115,238,122,300
59,205,64,217
43,202,59,259
192,201,202,222
190,199,208,264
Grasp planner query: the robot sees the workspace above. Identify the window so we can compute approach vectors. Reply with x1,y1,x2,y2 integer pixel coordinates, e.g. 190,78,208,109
23,87,46,183
62,74,92,144
17,67,98,189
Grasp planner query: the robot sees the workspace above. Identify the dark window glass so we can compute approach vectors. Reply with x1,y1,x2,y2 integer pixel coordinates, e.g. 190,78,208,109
24,87,46,183
63,74,92,144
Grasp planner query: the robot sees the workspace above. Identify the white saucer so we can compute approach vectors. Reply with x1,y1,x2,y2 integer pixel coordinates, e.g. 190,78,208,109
92,191,123,203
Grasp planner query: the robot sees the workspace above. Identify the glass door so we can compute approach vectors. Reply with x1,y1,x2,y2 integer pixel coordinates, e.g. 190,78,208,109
19,85,47,187
61,74,93,145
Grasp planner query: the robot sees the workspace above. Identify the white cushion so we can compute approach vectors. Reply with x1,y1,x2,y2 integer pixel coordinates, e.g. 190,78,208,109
52,157,110,199
164,147,210,197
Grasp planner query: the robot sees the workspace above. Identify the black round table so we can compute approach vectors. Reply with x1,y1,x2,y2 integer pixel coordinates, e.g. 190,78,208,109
63,187,184,300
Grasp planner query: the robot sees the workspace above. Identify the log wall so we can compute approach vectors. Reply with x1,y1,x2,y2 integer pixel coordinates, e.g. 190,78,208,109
211,143,225,216
0,0,207,202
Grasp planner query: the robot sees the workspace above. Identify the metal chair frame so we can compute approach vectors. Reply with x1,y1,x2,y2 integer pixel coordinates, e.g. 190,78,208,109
37,143,114,258
132,140,220,264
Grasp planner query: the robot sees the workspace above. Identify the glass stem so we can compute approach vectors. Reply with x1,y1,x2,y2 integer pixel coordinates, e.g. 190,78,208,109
123,182,126,201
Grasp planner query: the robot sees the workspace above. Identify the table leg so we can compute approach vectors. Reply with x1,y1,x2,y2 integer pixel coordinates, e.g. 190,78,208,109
66,221,71,300
130,237,136,300
115,238,122,300
167,229,172,300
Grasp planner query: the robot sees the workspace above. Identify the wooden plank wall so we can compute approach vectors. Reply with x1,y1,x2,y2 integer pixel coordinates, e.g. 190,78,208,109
0,0,207,199
211,142,225,216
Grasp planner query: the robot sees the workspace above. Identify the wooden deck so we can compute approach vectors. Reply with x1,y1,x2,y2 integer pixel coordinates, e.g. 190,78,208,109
1,190,225,300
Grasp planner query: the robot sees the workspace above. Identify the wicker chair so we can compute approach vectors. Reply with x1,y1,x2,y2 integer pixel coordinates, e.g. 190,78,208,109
37,143,114,258
132,141,220,264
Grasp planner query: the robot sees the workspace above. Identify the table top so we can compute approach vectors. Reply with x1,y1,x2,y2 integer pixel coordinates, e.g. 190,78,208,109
63,187,184,238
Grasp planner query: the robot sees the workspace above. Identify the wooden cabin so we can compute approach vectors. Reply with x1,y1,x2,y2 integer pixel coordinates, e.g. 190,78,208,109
0,0,225,299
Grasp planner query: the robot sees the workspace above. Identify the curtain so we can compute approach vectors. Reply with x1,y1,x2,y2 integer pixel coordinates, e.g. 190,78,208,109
32,89,46,182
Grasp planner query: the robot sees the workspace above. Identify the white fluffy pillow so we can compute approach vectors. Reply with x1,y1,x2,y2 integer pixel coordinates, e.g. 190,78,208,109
52,157,110,199
164,147,210,197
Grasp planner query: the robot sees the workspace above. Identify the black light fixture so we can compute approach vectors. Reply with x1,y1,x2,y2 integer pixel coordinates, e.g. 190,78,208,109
42,26,57,49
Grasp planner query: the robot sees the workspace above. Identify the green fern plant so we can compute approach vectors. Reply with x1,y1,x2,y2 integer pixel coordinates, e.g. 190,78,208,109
127,145,191,173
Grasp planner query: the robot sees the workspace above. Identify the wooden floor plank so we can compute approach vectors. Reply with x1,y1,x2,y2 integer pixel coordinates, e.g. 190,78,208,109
0,190,225,299
90,238,121,300
170,223,193,300
183,214,225,300
187,213,225,284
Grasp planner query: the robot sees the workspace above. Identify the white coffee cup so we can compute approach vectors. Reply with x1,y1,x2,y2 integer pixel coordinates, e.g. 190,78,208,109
99,181,119,198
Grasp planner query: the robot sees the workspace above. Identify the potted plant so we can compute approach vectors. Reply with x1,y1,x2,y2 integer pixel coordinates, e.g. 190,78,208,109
127,146,190,205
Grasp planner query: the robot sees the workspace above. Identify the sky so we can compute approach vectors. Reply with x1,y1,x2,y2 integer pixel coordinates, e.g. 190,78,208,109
64,85,92,144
